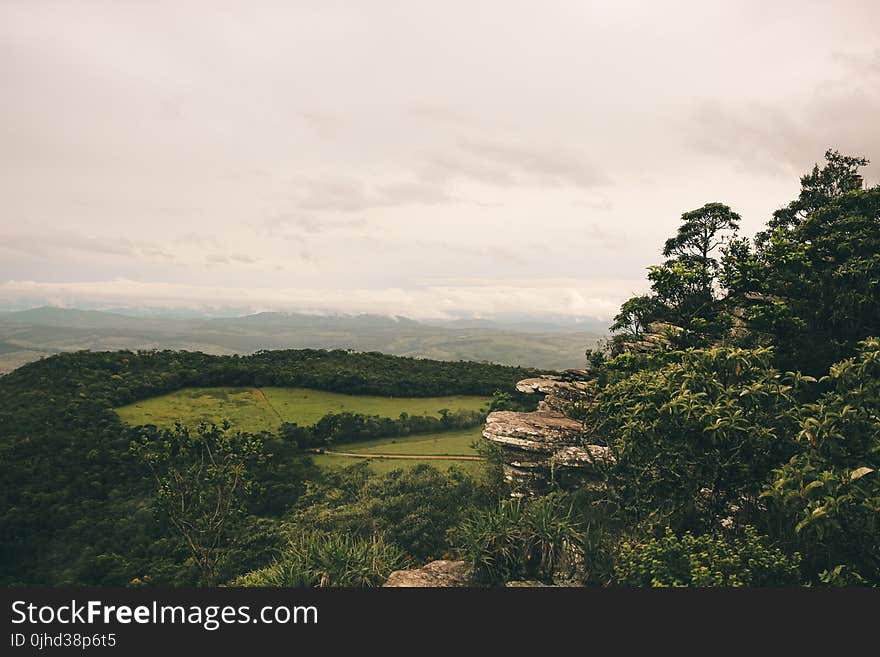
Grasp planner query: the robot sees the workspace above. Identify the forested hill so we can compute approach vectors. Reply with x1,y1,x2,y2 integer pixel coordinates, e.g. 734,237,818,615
0,349,536,585
0,348,537,407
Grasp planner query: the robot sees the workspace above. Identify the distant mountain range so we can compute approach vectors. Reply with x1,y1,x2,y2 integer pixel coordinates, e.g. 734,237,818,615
0,307,607,374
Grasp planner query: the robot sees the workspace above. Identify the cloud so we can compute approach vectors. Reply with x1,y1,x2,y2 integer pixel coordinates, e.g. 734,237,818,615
408,104,488,129
260,213,367,236
0,277,649,321
688,50,880,177
0,230,174,260
288,177,456,213
205,253,256,265
420,138,609,189
298,110,344,139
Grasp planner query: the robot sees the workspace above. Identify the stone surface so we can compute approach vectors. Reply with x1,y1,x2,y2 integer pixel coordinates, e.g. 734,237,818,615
383,560,471,587
562,368,591,380
484,374,608,493
515,377,590,396
483,410,584,452
552,444,614,467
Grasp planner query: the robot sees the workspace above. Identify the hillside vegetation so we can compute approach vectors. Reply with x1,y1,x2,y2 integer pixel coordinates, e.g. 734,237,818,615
0,349,533,585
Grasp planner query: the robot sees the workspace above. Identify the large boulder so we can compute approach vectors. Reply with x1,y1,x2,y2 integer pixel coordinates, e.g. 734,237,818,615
483,410,611,491
483,410,584,452
383,560,471,587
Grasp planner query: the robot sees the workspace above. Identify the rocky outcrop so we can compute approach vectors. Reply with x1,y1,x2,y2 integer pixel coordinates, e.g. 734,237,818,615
484,410,584,450
383,560,471,587
483,368,613,492
483,409,612,491
516,376,593,412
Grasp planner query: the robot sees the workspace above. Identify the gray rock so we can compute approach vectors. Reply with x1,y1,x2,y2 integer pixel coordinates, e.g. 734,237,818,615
383,560,471,587
483,410,584,449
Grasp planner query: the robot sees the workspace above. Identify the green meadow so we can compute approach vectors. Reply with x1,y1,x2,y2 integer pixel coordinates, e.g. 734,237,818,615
115,386,490,432
310,453,483,475
115,387,490,472
339,426,482,456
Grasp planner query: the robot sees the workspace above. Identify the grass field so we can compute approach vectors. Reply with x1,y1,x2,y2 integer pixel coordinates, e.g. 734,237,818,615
310,453,484,475
115,386,490,432
340,426,482,456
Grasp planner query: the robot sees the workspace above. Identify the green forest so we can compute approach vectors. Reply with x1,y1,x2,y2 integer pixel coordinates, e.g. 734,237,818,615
1,150,878,587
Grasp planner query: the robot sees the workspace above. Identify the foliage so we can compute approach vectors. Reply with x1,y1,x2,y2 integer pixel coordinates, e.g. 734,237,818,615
610,295,657,339
0,348,525,585
131,422,264,585
587,347,807,531
761,339,880,583
662,202,741,298
761,149,870,236
280,407,486,449
726,182,880,373
293,463,489,562
233,529,406,587
615,527,801,587
454,494,586,585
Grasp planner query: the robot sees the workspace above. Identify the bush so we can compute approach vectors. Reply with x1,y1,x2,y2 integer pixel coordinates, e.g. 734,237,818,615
614,527,801,587
761,339,880,583
293,464,488,562
454,494,585,585
232,529,406,587
586,347,807,531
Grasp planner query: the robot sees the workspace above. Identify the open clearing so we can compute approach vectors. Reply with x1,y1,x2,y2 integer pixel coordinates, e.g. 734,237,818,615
310,453,484,475
115,386,490,433
339,426,482,456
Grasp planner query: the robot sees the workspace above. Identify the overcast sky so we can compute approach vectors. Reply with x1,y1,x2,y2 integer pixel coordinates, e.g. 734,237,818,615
1,0,878,320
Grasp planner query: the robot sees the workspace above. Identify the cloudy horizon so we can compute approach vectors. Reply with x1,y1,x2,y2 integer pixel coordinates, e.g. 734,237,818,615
1,1,878,320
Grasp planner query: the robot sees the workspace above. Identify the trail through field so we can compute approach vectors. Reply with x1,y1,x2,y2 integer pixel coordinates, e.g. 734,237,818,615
254,387,284,423
311,449,484,461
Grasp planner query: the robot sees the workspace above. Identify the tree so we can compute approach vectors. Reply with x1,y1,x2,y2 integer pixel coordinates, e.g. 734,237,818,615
762,149,869,238
610,295,657,339
131,422,264,585
723,154,878,373
662,202,741,298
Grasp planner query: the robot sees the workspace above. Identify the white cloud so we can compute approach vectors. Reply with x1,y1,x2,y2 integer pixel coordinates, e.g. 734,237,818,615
0,277,648,321
0,1,878,319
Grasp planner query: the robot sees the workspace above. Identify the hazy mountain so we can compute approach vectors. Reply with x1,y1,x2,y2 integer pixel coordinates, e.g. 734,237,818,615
0,307,605,374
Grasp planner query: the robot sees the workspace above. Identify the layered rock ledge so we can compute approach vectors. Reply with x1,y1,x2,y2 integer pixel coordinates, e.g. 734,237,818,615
483,370,612,492
483,409,612,490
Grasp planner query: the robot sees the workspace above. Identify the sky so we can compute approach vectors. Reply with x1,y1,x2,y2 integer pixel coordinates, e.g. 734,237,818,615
1,0,878,321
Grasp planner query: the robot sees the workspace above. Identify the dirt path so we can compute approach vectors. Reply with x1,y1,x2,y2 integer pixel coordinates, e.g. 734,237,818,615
311,449,485,461
254,388,284,423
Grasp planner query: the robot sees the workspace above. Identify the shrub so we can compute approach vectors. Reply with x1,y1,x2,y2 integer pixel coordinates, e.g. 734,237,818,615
586,347,807,531
614,527,801,587
232,529,406,587
761,339,880,583
454,494,585,585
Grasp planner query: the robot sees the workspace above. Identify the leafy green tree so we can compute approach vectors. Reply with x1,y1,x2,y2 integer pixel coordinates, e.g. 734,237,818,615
723,155,878,373
761,149,869,237
610,295,657,339
131,422,264,585
662,202,741,298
